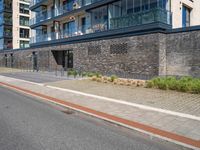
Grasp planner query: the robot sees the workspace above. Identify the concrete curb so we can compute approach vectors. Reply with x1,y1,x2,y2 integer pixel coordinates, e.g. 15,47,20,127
0,81,200,150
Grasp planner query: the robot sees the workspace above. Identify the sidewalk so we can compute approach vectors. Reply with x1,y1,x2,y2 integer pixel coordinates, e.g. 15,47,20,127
0,75,200,149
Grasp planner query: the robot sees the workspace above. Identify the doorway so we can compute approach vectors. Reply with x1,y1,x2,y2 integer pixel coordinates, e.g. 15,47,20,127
32,52,38,71
63,50,73,70
52,50,73,71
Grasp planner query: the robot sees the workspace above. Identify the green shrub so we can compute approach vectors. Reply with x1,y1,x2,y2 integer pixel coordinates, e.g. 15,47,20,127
73,70,78,78
81,72,88,77
157,80,168,90
94,72,102,78
110,75,118,82
87,72,95,77
165,77,178,90
146,80,154,88
147,76,200,94
67,69,74,76
67,69,78,78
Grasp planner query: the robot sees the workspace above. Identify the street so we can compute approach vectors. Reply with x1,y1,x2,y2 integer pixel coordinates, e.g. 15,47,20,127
0,86,189,150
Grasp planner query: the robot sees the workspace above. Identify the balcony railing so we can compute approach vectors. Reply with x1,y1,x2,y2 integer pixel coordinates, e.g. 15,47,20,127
30,0,44,7
110,8,171,29
30,0,100,25
0,19,12,25
0,32,12,38
30,24,107,43
30,8,172,44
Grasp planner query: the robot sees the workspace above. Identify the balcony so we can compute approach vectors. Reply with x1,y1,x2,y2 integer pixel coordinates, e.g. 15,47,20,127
0,19,12,25
30,0,101,26
30,24,102,43
0,6,12,12
3,32,12,38
110,8,171,30
30,0,45,8
30,8,172,45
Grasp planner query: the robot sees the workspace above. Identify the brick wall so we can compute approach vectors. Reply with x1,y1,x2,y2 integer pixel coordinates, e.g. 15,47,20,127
0,29,199,79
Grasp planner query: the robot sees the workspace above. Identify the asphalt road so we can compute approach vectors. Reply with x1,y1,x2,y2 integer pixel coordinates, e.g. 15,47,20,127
0,72,69,83
0,86,189,150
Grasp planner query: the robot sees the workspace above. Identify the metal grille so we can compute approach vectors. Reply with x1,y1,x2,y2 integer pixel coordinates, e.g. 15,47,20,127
110,43,128,54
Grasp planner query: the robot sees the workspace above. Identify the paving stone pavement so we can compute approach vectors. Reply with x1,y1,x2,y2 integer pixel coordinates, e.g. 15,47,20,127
47,80,200,116
0,76,200,142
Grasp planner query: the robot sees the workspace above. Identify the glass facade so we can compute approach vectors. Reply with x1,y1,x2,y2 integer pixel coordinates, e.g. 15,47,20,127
109,0,170,29
30,0,172,44
0,0,13,50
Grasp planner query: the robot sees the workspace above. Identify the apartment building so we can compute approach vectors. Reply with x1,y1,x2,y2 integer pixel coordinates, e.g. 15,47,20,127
29,0,172,45
0,0,31,51
29,0,200,47
0,0,200,78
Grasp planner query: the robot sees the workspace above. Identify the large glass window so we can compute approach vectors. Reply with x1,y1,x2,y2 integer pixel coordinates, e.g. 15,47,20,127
20,28,29,38
20,3,29,14
63,0,73,12
91,6,108,32
0,39,3,50
1,26,12,37
4,0,12,10
0,13,12,25
142,0,149,11
109,1,122,18
150,0,158,9
0,13,3,25
0,0,3,11
20,16,29,26
63,21,75,36
0,26,3,37
5,39,12,49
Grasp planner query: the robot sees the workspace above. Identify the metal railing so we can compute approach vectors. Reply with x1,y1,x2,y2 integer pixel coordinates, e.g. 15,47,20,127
30,24,108,43
30,0,44,7
30,0,98,25
110,8,172,29
30,9,171,44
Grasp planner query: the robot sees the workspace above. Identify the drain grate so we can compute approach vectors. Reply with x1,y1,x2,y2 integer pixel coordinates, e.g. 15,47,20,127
61,109,74,115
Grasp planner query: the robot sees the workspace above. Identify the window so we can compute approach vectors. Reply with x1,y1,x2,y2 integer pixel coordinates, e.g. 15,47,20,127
63,0,73,11
63,21,75,37
0,0,3,11
182,5,191,27
109,1,122,18
20,28,29,38
19,3,29,14
91,6,108,32
20,16,29,26
4,0,12,10
20,40,29,48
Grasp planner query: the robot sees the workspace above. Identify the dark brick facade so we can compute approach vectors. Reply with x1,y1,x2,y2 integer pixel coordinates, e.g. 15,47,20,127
0,28,200,79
